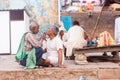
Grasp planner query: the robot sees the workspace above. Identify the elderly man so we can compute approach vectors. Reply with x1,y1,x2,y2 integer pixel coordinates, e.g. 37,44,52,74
15,21,45,69
40,25,65,68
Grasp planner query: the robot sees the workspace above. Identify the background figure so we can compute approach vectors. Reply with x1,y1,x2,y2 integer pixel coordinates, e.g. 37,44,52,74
58,21,68,58
115,15,120,44
64,21,87,59
58,21,67,42
86,1,94,17
58,25,67,44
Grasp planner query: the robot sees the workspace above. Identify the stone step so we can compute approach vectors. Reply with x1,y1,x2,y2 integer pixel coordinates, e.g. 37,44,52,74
0,68,119,80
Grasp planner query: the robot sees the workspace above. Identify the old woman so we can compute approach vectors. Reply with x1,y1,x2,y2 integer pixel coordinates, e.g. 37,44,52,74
40,25,65,68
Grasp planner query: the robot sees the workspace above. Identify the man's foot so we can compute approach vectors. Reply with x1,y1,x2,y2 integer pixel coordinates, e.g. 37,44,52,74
48,64,54,67
37,59,46,66
65,55,75,60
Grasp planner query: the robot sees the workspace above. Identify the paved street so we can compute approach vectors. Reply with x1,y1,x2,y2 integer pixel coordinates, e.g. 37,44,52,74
0,53,119,71
0,53,119,80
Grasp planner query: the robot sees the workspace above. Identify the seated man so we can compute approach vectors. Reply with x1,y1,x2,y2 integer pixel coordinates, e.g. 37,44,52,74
15,21,45,69
64,21,87,59
40,25,65,68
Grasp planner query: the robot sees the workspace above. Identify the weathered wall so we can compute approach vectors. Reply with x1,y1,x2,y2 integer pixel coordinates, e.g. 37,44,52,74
61,11,120,38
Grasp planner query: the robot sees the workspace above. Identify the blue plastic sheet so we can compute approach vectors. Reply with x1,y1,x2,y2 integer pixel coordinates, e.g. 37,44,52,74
60,16,72,31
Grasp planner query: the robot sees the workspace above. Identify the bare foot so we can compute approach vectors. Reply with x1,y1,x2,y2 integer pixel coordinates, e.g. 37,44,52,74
48,64,53,68
15,60,20,64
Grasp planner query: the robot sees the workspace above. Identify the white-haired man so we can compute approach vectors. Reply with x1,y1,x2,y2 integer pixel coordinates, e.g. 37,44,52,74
15,21,45,69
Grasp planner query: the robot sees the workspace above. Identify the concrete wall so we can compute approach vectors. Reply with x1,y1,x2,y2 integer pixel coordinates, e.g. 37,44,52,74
61,11,120,39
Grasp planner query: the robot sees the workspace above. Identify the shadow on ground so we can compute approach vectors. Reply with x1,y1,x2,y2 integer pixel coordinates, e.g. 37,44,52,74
87,55,120,63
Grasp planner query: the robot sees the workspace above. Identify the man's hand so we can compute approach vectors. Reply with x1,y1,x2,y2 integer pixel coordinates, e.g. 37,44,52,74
43,48,47,53
41,33,46,40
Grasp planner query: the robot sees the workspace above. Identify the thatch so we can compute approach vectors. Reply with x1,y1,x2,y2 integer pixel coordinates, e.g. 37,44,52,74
61,11,120,38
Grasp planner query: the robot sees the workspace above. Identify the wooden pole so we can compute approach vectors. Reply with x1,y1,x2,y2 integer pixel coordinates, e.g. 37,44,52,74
91,1,106,39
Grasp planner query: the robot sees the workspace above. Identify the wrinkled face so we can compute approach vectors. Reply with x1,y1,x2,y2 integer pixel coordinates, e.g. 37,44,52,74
42,32,46,40
47,27,53,36
31,26,39,34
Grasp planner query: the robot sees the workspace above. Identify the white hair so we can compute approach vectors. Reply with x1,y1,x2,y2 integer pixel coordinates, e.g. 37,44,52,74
29,21,39,30
51,25,59,36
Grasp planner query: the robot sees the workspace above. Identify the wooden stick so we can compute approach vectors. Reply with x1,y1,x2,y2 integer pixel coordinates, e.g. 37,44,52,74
91,1,106,39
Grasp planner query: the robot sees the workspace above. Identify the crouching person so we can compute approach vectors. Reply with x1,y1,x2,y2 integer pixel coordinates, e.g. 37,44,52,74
15,21,45,69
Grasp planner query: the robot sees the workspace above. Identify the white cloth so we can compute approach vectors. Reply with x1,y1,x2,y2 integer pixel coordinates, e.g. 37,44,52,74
115,17,120,43
64,25,87,56
43,36,64,66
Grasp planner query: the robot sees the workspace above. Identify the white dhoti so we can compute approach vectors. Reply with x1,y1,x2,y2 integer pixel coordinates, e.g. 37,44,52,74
64,25,87,57
65,40,87,56
42,51,64,66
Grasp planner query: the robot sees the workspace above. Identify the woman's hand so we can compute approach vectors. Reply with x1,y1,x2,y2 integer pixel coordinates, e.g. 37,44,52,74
58,65,67,68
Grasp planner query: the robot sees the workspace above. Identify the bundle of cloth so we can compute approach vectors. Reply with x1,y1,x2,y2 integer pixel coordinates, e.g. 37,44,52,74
97,31,115,47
